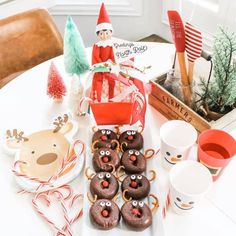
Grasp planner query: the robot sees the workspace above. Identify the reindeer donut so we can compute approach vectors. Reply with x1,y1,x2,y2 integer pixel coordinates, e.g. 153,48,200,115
121,195,159,231
86,168,119,200
89,198,120,230
91,127,119,152
6,114,82,182
92,147,120,173
120,149,155,174
119,129,143,151
120,171,156,200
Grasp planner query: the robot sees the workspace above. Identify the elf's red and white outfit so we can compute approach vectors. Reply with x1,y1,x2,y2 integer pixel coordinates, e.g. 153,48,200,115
92,3,117,102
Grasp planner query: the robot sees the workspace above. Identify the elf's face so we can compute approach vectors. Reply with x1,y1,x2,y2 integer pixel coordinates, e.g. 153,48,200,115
97,30,112,41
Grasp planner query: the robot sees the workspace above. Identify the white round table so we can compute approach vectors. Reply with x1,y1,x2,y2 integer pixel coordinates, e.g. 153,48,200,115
0,43,235,236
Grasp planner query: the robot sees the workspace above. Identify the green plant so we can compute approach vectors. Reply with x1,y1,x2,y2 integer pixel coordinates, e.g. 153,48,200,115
199,27,236,113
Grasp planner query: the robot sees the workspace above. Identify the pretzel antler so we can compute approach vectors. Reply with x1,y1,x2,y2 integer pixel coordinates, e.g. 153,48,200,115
53,114,69,133
6,129,29,142
149,194,159,213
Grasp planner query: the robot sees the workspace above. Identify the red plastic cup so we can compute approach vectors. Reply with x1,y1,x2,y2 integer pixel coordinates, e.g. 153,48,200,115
197,129,236,181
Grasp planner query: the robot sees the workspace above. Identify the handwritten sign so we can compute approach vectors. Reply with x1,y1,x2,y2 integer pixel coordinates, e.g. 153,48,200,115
112,38,151,62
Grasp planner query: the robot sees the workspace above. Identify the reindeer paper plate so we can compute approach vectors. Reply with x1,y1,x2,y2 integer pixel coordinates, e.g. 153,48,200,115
5,114,85,192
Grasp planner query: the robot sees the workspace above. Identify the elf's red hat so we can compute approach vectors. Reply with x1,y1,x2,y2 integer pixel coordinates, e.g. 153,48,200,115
96,3,113,32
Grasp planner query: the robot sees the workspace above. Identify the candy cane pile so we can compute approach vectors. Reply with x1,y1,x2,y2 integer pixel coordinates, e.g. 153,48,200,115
12,140,85,236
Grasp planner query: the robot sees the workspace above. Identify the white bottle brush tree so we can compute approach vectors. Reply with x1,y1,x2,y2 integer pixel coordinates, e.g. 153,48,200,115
199,27,236,117
64,16,90,116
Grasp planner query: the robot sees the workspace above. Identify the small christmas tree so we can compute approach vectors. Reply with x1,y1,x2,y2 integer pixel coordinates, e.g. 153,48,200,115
64,16,90,75
47,62,67,101
199,27,236,115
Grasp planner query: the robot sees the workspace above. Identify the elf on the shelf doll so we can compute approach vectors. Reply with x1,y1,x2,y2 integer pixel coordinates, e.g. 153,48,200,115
92,3,117,102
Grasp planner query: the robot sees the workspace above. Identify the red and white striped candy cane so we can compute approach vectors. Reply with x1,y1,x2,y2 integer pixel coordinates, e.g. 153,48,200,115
32,192,66,236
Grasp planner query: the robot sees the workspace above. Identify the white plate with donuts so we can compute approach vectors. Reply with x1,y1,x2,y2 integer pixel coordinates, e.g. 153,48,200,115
82,124,166,236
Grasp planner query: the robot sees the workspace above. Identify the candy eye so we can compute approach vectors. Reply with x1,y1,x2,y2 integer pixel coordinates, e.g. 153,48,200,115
106,130,111,135
166,152,170,156
177,155,182,158
98,173,104,179
100,150,105,156
106,173,111,178
131,131,136,135
53,144,57,147
127,131,131,135
105,151,110,155
129,150,134,155
101,130,106,134
106,202,111,207
137,175,142,180
31,151,35,154
100,201,105,207
131,175,136,180
132,201,138,207
139,201,144,207
135,151,140,155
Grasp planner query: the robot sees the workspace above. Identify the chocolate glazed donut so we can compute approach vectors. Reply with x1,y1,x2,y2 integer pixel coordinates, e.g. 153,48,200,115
90,172,119,199
93,148,120,172
121,200,152,230
92,129,118,150
90,199,120,230
121,149,146,174
121,174,150,200
119,130,143,151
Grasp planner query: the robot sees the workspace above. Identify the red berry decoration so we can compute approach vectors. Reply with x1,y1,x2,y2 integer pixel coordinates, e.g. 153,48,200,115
130,155,137,161
47,62,67,100
132,208,141,216
101,209,109,217
130,181,138,188
102,156,109,163
127,135,134,141
101,135,108,141
102,180,109,188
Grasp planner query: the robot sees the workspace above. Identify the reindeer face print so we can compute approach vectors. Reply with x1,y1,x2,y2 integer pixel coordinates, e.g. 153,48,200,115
6,114,74,180
164,151,183,165
174,197,195,210
18,130,70,180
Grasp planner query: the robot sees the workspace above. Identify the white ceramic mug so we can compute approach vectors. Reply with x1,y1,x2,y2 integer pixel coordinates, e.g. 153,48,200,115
169,160,212,214
160,120,197,170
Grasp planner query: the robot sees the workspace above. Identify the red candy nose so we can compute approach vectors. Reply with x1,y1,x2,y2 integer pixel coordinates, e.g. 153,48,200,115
102,156,109,163
128,135,134,141
101,209,109,217
132,208,141,216
101,135,108,141
102,180,109,188
130,181,138,188
130,155,137,161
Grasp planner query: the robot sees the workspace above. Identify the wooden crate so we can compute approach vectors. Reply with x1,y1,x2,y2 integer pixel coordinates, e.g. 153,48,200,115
149,72,236,133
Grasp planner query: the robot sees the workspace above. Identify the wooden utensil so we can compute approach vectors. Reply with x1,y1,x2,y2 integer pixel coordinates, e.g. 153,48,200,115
185,22,203,84
167,10,191,105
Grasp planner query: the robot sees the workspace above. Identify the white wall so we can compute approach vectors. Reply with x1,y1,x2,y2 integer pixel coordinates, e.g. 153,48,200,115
50,0,162,47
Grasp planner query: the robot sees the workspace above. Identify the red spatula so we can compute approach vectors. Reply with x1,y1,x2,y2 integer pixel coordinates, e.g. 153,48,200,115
167,10,191,105
185,22,203,84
